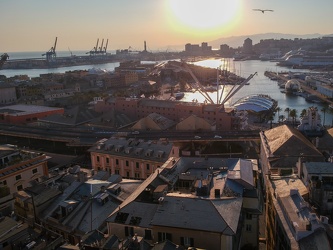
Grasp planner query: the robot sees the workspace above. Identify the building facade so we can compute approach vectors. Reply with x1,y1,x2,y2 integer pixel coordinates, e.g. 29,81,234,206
0,145,49,215
88,137,179,180
94,97,239,131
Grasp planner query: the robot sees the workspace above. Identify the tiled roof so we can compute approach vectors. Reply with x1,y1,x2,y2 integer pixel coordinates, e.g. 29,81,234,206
261,125,323,168
151,196,242,235
89,137,173,163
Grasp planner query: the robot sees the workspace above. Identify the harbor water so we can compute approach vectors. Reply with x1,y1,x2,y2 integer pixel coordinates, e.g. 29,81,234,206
1,55,332,126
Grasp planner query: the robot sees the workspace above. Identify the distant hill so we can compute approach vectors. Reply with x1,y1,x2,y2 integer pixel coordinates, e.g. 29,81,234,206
164,33,333,51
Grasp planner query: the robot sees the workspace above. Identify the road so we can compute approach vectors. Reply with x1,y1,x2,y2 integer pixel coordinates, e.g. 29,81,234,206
0,123,261,147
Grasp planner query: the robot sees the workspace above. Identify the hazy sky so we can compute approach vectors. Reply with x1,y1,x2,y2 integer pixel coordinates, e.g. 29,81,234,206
1,0,333,52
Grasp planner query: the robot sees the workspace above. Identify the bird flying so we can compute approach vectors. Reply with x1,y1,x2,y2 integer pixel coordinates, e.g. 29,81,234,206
253,9,274,14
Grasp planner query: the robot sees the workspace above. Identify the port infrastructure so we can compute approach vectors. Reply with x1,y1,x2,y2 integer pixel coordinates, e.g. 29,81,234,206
42,37,57,62
178,61,256,105
87,38,109,56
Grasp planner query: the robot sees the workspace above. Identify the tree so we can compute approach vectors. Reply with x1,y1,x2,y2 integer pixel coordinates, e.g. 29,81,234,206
300,109,307,118
289,109,298,127
284,107,290,123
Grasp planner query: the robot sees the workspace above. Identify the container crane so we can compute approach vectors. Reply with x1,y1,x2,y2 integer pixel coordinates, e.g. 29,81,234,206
104,39,108,53
87,39,98,55
98,39,104,54
42,37,57,62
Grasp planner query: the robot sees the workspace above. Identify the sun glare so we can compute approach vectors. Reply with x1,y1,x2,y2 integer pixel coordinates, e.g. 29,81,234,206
167,0,241,34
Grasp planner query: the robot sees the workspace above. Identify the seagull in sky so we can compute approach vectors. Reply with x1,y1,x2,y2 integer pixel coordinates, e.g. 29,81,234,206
253,9,274,14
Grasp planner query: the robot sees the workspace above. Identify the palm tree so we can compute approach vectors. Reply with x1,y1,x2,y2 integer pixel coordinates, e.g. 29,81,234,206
300,108,307,119
321,107,327,127
289,109,298,127
284,107,290,123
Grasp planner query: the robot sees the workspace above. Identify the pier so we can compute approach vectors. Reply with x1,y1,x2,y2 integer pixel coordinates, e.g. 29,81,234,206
265,71,333,107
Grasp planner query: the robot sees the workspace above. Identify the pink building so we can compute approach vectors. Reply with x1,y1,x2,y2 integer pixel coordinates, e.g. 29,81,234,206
94,97,239,131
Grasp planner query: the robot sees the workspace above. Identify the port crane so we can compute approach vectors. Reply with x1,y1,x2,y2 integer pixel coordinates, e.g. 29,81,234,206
0,53,9,69
87,39,99,56
103,39,108,53
87,38,108,55
42,37,57,62
98,39,104,54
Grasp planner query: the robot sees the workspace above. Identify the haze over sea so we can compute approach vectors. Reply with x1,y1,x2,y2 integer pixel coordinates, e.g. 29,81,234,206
1,52,332,126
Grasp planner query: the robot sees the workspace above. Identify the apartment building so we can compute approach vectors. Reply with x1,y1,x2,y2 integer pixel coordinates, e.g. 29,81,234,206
259,125,324,179
88,137,179,180
0,84,17,105
0,144,49,215
260,125,333,249
265,176,331,249
107,156,262,249
298,161,333,221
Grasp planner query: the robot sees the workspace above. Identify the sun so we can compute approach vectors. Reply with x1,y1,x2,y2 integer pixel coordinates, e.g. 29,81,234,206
166,0,241,32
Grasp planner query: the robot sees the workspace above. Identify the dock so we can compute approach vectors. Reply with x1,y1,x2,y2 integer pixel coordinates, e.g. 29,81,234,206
265,71,333,107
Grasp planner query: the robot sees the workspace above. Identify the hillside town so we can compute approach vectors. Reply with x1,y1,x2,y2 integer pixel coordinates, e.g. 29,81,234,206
1,37,333,250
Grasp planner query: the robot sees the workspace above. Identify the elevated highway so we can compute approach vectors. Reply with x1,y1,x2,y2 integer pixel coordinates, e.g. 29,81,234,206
0,123,260,147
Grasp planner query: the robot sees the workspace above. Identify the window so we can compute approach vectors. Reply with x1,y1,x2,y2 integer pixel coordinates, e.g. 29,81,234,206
15,175,21,181
126,160,129,167
180,237,194,247
246,224,252,232
158,232,172,242
136,162,139,168
246,213,252,220
125,226,134,236
145,230,152,240
106,158,109,164
115,170,120,175
17,185,23,191
32,168,38,174
116,159,119,165
96,156,100,162
135,173,140,178
146,164,150,170
126,171,130,178
3,180,6,186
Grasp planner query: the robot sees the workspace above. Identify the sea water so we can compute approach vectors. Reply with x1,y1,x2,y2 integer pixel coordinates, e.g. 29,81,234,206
1,54,332,125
